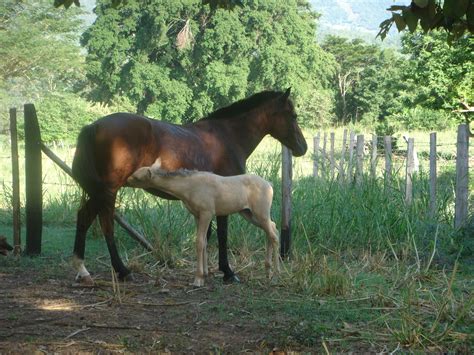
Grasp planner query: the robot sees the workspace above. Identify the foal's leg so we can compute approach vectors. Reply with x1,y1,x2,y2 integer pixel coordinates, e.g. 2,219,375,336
98,191,131,281
261,220,280,279
73,197,99,284
216,216,239,283
194,213,212,287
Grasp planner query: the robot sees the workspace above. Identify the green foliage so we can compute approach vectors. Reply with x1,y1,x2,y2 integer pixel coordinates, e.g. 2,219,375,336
387,106,460,131
16,93,100,144
0,0,86,133
401,31,474,111
322,36,405,125
379,0,474,42
82,0,335,125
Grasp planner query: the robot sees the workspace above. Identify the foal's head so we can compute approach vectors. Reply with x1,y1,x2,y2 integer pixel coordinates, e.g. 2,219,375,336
127,167,153,188
267,88,308,157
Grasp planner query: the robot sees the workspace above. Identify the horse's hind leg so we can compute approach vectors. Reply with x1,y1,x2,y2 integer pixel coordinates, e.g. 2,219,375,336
73,197,99,284
98,191,131,281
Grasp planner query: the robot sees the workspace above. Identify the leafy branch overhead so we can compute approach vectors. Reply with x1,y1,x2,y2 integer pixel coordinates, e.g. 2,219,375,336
54,0,244,10
378,0,474,42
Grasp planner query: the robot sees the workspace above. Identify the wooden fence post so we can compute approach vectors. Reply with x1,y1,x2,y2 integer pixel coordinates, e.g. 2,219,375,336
356,134,364,185
24,104,42,255
322,132,327,176
281,146,292,259
455,124,469,229
348,131,355,181
9,108,21,255
405,137,415,205
339,129,347,181
384,136,392,184
429,132,437,219
313,133,320,178
371,134,378,178
330,132,335,179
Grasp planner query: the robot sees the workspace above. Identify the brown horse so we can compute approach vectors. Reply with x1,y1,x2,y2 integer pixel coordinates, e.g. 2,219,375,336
71,88,307,284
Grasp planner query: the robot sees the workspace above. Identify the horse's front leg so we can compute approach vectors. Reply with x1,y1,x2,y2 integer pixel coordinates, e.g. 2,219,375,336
194,213,212,287
216,216,240,283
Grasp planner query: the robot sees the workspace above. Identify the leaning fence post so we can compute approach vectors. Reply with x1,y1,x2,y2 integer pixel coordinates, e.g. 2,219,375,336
281,146,292,259
371,134,378,178
429,132,437,219
24,104,42,255
405,137,415,205
384,136,392,184
356,134,364,185
455,124,469,229
330,132,335,179
10,108,21,255
313,133,320,178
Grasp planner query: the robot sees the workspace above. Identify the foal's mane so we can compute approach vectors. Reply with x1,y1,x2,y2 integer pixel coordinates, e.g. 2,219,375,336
151,168,199,177
201,90,283,121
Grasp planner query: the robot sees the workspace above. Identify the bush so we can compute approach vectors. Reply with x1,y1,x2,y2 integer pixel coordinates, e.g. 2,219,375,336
387,107,459,131
16,93,96,144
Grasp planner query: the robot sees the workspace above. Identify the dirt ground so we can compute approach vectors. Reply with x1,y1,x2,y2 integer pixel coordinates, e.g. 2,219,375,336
0,264,314,354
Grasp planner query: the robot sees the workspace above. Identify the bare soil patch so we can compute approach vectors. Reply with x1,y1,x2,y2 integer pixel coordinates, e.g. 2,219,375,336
0,265,311,353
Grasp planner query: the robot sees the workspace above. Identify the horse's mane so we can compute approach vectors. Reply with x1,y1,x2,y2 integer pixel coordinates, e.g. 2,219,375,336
201,90,283,121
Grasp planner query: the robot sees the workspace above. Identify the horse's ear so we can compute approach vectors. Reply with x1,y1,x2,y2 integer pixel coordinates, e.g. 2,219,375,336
282,87,291,100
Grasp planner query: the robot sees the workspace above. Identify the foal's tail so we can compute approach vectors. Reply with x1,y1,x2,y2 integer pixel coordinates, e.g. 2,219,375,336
72,123,106,198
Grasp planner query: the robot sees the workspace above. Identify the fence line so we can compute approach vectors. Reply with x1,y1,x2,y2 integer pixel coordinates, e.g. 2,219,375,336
311,128,470,228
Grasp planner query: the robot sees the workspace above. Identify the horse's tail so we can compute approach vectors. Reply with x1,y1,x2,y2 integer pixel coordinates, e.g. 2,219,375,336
72,123,105,198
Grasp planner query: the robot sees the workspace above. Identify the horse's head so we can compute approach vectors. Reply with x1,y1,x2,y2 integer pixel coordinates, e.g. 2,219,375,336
268,88,308,157
127,167,153,188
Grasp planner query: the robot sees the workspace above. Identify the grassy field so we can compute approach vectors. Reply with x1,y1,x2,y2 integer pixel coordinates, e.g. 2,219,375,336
0,127,473,352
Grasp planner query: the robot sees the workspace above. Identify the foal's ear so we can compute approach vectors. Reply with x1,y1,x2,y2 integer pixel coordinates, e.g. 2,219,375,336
146,168,152,180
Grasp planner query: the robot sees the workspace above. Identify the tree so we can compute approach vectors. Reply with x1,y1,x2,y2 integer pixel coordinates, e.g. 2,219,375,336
400,30,474,112
0,1,85,101
82,0,335,126
54,0,474,42
378,0,474,42
322,36,404,124
0,0,87,132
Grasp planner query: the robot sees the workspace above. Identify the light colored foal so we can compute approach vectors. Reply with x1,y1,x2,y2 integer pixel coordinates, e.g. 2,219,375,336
127,165,280,286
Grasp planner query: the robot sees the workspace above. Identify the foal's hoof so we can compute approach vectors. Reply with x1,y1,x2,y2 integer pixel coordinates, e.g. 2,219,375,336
223,273,240,284
75,274,94,286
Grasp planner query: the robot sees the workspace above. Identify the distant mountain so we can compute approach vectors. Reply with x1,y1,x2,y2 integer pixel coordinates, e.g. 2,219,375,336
309,0,410,46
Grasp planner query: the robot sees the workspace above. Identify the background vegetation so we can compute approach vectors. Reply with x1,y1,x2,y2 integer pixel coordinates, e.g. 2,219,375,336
1,0,472,143
0,1,472,351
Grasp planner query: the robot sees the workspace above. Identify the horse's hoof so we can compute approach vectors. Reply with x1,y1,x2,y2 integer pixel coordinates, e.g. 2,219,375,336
76,274,94,286
223,273,240,284
119,272,134,282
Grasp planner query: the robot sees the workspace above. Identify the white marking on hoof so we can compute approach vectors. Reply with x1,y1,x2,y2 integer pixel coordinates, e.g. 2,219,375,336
72,255,92,284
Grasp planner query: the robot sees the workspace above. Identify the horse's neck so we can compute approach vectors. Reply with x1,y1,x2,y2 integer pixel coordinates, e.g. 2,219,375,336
223,110,272,158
